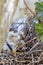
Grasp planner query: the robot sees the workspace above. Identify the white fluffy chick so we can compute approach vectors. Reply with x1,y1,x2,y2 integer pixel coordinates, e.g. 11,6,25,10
3,31,23,51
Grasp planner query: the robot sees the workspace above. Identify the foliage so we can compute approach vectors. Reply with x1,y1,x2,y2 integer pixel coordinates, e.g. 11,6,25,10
35,1,43,41
35,23,43,35
35,2,43,21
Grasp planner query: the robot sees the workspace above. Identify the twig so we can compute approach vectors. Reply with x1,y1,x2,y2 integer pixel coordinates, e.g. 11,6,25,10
30,42,40,51
32,54,34,65
17,37,37,49
24,0,43,23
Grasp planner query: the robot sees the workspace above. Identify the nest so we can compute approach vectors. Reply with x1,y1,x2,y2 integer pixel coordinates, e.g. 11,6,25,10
0,36,43,65
0,15,43,65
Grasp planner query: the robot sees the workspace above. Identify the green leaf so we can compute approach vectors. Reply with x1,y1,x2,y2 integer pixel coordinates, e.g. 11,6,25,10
35,1,43,41
35,2,43,11
35,23,43,36
35,2,43,21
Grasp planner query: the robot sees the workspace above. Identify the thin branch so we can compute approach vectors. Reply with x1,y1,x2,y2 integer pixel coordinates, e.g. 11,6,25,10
24,0,43,23
30,42,40,51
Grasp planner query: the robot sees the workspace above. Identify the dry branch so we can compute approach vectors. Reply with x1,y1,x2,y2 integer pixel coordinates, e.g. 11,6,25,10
24,0,43,23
